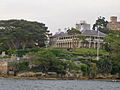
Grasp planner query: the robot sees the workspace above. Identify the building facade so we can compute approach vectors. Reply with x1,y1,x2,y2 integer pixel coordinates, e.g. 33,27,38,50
50,30,105,49
76,21,90,31
107,16,120,31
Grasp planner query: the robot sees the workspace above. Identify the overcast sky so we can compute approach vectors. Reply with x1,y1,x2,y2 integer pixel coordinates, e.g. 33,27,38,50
0,0,120,33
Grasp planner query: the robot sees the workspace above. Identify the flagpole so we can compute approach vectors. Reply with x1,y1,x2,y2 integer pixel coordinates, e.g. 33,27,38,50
97,28,100,60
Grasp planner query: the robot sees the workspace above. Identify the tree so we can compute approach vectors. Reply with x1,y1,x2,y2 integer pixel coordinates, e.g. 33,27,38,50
103,32,120,78
0,19,49,50
28,50,67,75
80,64,90,76
93,16,110,34
66,60,80,72
104,33,120,61
18,61,30,72
111,61,120,75
97,59,112,75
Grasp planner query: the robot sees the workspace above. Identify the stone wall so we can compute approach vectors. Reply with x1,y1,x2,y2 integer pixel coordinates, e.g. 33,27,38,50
0,54,19,75
0,62,8,75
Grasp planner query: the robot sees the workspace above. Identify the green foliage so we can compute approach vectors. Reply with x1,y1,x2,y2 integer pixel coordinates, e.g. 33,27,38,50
50,48,73,60
89,63,97,78
90,72,96,78
49,48,108,61
50,49,64,57
104,33,120,61
67,28,81,35
69,61,80,71
29,50,67,74
77,34,86,41
71,48,108,56
93,16,110,34
7,49,16,56
80,64,90,76
111,61,120,75
97,59,112,74
93,16,108,29
15,50,29,57
13,48,43,57
0,19,48,50
7,47,120,76
18,62,30,72
9,61,19,73
9,61,18,67
3,56,11,58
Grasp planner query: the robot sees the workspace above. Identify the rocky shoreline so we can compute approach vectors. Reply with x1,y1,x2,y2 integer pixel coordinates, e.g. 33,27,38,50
0,76,120,82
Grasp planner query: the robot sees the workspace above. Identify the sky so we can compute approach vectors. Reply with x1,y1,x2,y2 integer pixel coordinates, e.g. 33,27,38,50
0,0,120,34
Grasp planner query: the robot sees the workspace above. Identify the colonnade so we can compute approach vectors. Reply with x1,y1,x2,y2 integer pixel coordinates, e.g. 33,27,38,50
56,41,103,49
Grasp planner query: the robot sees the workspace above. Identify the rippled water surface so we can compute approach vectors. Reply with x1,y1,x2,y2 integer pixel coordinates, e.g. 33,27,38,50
0,79,120,90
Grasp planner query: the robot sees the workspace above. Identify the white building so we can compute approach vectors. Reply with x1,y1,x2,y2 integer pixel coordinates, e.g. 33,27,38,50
49,21,105,49
76,21,90,31
50,30,105,49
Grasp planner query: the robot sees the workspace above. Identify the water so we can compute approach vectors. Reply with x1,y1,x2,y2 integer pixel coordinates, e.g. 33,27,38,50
0,79,120,90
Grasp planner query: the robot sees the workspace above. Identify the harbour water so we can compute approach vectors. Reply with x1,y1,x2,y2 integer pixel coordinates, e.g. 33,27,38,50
0,79,120,90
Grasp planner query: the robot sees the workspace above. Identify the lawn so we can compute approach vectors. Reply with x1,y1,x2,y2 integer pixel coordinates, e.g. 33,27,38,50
49,47,109,59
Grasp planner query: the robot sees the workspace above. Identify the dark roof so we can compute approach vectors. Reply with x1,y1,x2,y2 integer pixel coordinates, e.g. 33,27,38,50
81,30,106,37
52,32,67,38
52,30,106,38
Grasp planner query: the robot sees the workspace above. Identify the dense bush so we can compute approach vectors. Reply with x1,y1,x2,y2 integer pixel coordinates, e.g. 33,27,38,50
80,64,90,76
28,49,67,75
18,61,30,72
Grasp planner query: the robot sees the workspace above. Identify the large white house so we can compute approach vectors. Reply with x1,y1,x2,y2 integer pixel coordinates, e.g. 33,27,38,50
49,21,106,49
49,30,105,49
